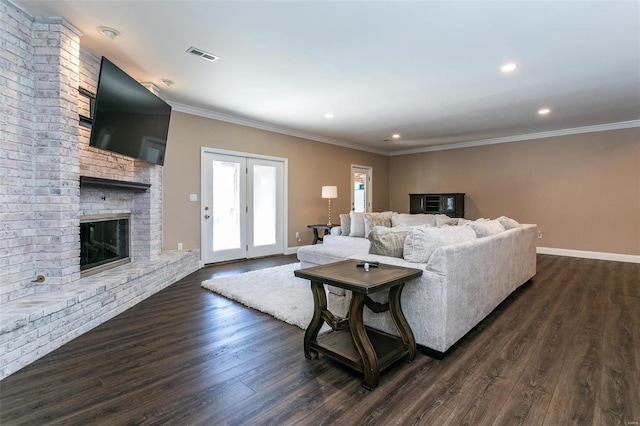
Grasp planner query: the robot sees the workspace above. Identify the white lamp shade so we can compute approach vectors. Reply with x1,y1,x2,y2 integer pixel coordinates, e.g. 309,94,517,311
321,186,337,199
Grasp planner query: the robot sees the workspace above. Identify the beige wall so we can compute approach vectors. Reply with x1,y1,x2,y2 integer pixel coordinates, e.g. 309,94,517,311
162,112,389,251
164,112,639,257
389,128,640,255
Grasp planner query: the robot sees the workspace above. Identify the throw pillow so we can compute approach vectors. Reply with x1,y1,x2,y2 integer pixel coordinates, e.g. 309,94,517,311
391,213,436,227
437,218,459,227
349,211,366,237
435,214,455,227
363,212,392,237
339,213,351,236
497,215,520,230
368,226,409,258
394,222,433,229
465,219,505,238
404,225,476,263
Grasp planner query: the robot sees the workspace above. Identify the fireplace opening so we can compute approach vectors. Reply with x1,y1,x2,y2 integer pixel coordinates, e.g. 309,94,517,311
80,213,131,277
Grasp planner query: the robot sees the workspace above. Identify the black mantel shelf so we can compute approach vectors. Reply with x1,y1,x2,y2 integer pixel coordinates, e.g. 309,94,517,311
80,176,151,192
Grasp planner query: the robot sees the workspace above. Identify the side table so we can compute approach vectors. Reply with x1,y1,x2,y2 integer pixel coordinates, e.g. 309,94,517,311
307,224,332,244
294,259,423,390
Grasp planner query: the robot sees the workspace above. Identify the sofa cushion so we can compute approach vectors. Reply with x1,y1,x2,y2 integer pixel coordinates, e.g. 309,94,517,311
297,240,369,265
497,215,520,230
368,226,409,258
349,211,365,237
322,234,371,248
339,213,351,236
465,219,505,237
437,217,459,227
297,238,371,297
363,212,393,237
403,225,476,263
391,213,436,227
434,214,456,227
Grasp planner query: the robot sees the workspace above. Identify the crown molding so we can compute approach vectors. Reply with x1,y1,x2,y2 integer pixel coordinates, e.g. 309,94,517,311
388,120,640,156
168,102,389,156
169,102,640,157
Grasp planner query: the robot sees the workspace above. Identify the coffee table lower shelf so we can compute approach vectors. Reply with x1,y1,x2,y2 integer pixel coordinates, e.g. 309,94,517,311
311,326,410,374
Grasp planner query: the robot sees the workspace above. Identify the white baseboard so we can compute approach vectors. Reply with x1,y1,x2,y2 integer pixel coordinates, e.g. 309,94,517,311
285,246,300,255
536,247,640,264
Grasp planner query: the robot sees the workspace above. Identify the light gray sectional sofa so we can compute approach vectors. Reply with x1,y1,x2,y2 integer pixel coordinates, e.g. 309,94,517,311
297,212,537,356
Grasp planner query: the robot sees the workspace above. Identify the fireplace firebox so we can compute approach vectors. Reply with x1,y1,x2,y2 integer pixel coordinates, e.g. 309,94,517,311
80,214,131,277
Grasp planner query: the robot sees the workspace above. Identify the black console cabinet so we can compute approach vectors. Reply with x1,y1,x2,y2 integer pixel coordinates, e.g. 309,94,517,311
409,193,465,217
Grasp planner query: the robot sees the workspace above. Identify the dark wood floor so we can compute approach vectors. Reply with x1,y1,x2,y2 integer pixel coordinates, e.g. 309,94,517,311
1,254,638,425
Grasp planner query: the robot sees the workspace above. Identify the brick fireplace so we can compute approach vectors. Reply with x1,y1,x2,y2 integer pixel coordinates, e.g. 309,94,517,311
80,213,131,276
0,1,200,379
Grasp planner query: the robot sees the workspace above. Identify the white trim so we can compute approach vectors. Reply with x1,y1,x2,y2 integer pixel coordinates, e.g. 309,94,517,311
389,120,640,156
201,146,286,164
283,160,289,257
536,246,640,264
351,164,373,213
172,102,388,155
200,147,289,261
173,102,640,157
285,246,300,255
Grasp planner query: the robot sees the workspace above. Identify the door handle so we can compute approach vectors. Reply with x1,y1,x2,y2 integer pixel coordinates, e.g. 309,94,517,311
204,215,210,219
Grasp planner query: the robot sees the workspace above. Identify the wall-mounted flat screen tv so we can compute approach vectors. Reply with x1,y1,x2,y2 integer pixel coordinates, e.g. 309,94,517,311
89,57,172,166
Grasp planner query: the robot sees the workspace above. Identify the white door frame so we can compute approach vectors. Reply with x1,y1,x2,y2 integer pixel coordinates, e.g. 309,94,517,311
201,147,288,263
351,164,373,212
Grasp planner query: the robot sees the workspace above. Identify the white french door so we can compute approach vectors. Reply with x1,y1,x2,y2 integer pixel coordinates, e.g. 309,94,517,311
201,150,285,264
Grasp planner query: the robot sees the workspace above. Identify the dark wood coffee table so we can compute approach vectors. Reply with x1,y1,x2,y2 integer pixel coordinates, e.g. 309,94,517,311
294,259,423,390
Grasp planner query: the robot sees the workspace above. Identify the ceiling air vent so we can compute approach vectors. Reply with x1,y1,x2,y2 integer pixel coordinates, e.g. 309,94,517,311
186,47,219,62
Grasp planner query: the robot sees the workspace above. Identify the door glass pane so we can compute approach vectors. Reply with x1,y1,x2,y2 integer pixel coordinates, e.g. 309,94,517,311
353,172,366,212
253,164,276,246
212,160,241,251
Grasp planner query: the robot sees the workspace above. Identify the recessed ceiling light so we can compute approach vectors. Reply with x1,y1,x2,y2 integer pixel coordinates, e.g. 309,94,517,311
324,113,334,119
160,79,174,87
501,63,518,73
538,108,551,115
98,26,119,40
392,134,401,139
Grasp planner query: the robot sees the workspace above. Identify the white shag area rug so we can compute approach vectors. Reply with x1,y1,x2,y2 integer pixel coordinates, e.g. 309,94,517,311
201,263,328,331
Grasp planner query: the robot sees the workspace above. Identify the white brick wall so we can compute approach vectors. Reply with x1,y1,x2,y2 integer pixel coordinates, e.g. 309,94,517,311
77,49,164,261
30,17,82,291
78,49,138,182
1,0,37,301
0,0,200,379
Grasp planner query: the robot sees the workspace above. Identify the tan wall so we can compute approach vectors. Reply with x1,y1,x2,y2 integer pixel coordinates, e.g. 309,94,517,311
162,111,389,251
164,112,639,256
389,128,640,255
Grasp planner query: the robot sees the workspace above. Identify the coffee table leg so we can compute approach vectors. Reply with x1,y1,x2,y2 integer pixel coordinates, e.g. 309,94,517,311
349,292,379,390
389,283,416,361
304,280,326,360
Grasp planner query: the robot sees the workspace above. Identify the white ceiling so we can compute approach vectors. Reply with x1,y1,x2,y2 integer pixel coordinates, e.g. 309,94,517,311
14,0,640,154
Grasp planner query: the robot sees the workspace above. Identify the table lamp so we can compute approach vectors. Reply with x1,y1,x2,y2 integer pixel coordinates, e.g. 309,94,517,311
321,186,338,226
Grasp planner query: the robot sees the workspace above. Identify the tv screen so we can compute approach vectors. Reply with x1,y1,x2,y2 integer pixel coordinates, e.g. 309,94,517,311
89,57,172,165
